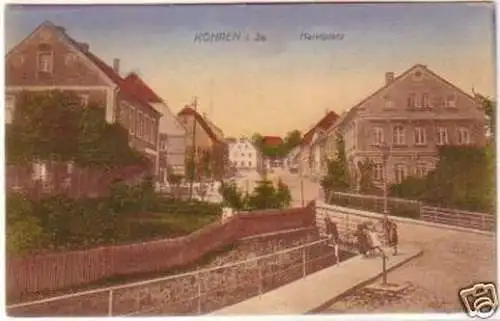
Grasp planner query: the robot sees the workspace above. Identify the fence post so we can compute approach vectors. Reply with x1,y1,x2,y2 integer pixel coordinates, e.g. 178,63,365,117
258,259,263,296
108,289,113,316
197,271,202,315
480,214,486,231
302,246,307,277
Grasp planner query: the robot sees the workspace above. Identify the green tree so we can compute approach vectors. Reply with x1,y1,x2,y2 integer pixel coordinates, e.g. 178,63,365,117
357,158,382,195
474,92,495,141
284,130,302,150
320,134,350,201
275,179,292,208
219,181,246,210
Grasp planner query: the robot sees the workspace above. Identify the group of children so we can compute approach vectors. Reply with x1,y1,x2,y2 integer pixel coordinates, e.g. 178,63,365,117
324,216,399,260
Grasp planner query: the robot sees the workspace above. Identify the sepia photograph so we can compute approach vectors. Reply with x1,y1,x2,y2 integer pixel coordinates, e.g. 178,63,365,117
3,1,497,318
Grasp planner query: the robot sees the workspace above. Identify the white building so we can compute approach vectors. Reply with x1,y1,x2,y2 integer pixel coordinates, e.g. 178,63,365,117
228,138,262,172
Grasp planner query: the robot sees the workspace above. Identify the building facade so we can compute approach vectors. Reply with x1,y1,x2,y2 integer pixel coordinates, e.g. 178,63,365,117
177,106,228,180
121,72,187,180
298,111,339,179
5,21,161,177
228,138,263,172
335,64,486,188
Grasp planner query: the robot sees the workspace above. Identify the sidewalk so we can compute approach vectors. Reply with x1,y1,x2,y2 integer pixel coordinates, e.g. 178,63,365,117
211,245,423,315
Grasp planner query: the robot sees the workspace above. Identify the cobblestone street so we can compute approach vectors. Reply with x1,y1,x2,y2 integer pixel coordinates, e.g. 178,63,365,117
323,225,496,313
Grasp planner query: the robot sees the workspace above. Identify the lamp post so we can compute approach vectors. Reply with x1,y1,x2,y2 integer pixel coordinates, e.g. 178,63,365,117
379,142,391,220
378,142,390,286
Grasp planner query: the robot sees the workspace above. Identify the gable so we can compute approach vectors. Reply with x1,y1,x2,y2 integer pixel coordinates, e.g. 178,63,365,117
357,65,483,119
152,102,186,136
6,23,115,87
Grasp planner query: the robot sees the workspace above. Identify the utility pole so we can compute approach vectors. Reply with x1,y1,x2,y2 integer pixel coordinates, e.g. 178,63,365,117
189,96,198,201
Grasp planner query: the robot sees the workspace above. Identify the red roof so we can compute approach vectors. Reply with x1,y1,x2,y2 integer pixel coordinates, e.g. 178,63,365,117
178,106,221,143
262,136,283,146
122,73,163,104
301,111,339,145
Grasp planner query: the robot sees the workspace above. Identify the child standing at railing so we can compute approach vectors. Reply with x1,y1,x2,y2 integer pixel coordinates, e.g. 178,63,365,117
324,217,340,263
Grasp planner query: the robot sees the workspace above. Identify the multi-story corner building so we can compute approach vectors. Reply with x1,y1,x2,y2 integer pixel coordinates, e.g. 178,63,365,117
177,106,228,179
335,64,486,188
5,21,162,177
299,111,339,179
228,138,263,172
121,72,187,180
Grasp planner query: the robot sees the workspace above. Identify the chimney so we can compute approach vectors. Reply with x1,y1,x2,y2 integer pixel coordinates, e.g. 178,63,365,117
113,58,120,74
79,42,89,52
385,72,395,85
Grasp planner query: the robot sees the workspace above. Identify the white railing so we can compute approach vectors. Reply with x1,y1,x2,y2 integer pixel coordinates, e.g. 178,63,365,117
7,239,337,316
421,205,495,232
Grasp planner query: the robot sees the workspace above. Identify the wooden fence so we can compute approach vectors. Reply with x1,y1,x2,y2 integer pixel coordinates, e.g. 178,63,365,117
420,206,495,232
7,203,316,301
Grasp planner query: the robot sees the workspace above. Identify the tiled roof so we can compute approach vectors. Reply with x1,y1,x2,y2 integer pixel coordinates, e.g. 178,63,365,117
122,73,163,104
301,111,339,146
178,106,222,143
262,136,283,146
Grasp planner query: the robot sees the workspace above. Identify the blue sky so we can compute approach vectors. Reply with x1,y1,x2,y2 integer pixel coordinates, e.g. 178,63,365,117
5,3,496,137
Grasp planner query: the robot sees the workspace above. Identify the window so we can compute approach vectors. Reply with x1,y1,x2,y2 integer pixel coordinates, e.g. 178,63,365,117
414,127,427,145
407,93,416,108
445,94,456,108
416,163,428,177
384,96,394,109
421,93,430,108
240,161,245,166
394,164,407,183
5,95,15,124
393,125,406,145
373,163,384,181
373,127,384,145
37,50,53,73
248,161,252,167
136,111,142,137
129,108,136,134
150,119,156,144
436,127,448,145
457,127,471,145
80,94,89,107
120,104,129,128
241,153,244,157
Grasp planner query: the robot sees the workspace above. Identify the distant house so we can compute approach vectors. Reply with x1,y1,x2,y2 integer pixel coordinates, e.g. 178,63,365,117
261,135,285,169
262,135,283,147
299,111,339,179
228,138,263,172
177,106,228,179
121,72,187,181
5,21,162,189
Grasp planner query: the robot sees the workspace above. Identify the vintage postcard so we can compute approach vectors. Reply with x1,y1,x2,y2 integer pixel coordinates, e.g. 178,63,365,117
3,1,497,318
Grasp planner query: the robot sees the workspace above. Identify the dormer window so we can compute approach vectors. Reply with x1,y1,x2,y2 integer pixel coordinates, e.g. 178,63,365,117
445,94,457,108
384,96,394,109
413,71,423,81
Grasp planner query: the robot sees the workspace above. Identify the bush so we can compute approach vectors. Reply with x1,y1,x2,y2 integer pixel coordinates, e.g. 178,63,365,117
6,193,44,255
329,193,421,219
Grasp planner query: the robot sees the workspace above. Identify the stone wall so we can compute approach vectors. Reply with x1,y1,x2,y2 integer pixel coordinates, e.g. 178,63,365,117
9,226,355,316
